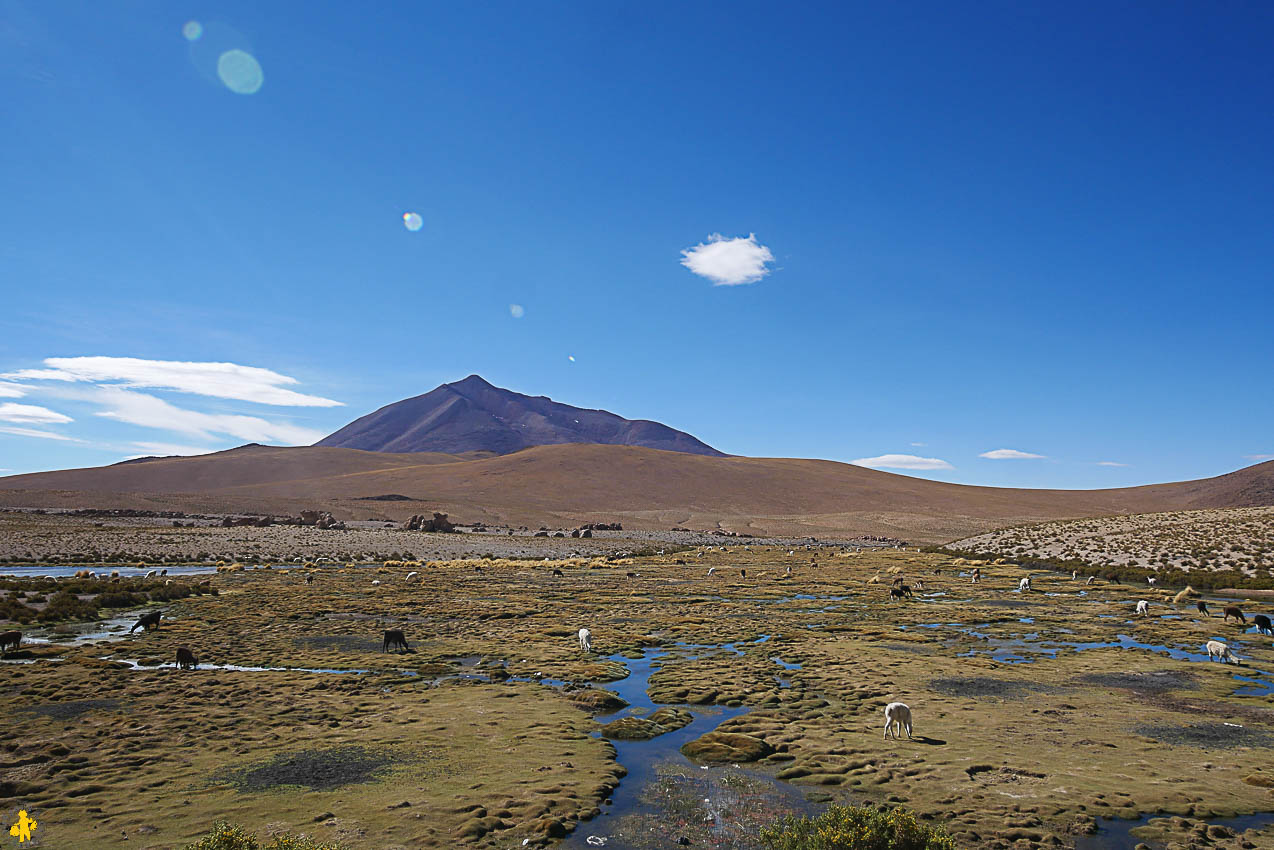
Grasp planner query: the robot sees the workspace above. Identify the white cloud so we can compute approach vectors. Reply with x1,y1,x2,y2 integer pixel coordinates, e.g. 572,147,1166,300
1246,454,1274,461
979,448,1046,460
0,402,73,425
680,233,774,286
5,357,341,407
128,442,224,458
851,453,954,471
0,382,25,398
0,426,80,441
1096,461,1129,467
93,387,324,445
909,441,927,447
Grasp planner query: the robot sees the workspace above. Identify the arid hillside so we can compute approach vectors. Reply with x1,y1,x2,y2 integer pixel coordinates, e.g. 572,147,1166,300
951,505,1274,577
1,444,1271,542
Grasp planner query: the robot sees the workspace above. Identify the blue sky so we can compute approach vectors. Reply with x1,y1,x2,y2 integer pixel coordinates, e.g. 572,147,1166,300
2,1,1271,487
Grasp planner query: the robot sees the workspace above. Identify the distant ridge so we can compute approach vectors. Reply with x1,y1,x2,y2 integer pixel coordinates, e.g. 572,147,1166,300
315,375,727,457
1,444,1270,542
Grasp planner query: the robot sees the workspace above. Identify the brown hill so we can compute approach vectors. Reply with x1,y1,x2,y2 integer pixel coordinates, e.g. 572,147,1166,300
0,444,1270,542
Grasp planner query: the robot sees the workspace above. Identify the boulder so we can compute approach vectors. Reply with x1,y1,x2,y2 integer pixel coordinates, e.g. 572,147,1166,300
403,512,455,532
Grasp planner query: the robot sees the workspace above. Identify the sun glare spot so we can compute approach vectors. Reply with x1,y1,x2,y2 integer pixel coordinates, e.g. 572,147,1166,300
509,304,525,319
567,355,576,362
217,49,264,95
402,212,423,232
182,21,203,41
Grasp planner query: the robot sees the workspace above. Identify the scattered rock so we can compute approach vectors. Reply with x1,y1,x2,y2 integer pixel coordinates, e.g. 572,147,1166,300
404,513,456,533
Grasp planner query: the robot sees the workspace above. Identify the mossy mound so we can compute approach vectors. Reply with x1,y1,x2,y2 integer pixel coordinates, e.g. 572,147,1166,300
681,731,774,763
600,707,693,740
564,686,628,712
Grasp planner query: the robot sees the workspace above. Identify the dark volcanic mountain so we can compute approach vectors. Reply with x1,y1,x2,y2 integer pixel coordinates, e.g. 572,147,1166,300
315,375,727,457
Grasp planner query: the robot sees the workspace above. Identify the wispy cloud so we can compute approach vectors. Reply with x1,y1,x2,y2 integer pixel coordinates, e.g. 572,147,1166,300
1096,461,1130,467
0,426,81,442
979,448,1046,460
5,357,341,407
0,402,73,425
92,387,323,445
128,442,224,458
1246,454,1274,461
0,382,25,398
680,234,774,286
851,453,954,471
909,441,927,447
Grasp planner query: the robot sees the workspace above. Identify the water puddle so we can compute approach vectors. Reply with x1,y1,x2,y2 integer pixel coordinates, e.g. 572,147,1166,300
1233,675,1274,697
560,635,786,848
941,624,1274,674
1074,811,1274,849
108,658,374,675
0,564,215,578
21,609,158,645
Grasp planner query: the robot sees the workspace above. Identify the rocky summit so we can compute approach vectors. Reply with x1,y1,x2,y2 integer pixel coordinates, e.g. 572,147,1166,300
315,374,727,457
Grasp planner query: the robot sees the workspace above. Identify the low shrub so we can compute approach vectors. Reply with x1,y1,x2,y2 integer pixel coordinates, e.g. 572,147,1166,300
148,584,194,603
0,597,37,624
186,821,346,850
933,546,1274,591
759,804,955,850
36,590,99,622
96,591,149,609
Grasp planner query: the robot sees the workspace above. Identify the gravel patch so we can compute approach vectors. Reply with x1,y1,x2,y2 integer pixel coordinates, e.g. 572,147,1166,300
929,676,1057,700
1133,722,1274,749
1076,670,1198,693
21,699,122,720
294,634,379,651
218,745,400,791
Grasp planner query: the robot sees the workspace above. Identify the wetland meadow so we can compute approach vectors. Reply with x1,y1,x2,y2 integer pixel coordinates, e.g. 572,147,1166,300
3,543,1274,849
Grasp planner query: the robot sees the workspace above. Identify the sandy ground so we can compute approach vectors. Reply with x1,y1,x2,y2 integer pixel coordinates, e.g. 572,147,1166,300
0,510,891,565
2,548,1274,849
952,507,1274,576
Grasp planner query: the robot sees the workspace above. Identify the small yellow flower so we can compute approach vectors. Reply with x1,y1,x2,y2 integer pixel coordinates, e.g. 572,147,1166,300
9,810,37,843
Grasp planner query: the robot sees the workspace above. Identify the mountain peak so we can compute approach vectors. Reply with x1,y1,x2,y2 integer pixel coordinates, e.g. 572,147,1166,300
447,374,494,391
315,377,726,457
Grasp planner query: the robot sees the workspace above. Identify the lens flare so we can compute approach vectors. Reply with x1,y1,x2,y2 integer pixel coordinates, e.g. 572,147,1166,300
182,21,203,41
402,212,423,232
567,355,576,362
509,304,525,319
217,49,264,94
